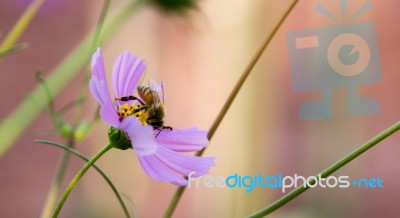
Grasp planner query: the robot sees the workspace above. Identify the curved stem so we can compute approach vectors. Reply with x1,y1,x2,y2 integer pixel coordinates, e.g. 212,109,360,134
36,140,131,218
163,1,299,217
248,121,400,217
51,143,113,218
40,138,75,218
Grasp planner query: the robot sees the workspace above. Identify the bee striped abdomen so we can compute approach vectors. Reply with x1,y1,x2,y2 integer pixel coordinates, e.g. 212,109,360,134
137,85,154,104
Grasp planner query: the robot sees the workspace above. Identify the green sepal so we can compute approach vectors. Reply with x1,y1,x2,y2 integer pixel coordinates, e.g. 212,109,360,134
108,127,132,150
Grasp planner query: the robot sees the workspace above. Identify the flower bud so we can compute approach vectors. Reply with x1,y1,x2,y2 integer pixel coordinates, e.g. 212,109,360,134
108,127,132,150
59,122,74,138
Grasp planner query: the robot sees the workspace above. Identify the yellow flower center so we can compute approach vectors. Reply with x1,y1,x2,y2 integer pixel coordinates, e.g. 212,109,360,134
118,103,148,125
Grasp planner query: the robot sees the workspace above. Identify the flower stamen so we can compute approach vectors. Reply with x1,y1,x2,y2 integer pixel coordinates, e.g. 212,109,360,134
118,103,148,125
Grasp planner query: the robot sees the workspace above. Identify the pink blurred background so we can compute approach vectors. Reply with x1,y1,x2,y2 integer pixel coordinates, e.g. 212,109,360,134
1,0,400,217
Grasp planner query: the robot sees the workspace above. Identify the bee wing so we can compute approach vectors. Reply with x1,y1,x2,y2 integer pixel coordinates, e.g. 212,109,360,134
148,78,164,105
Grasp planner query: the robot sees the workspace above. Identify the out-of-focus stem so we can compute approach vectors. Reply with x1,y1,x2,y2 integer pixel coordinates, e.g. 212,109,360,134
36,139,131,218
0,0,45,53
51,143,113,218
72,0,111,126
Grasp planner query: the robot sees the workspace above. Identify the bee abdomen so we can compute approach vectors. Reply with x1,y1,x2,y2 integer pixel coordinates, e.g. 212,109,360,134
137,85,149,93
137,85,152,104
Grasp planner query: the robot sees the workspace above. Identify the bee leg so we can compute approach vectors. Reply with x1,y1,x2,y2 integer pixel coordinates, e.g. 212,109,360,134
115,96,131,102
133,104,148,113
129,96,146,105
154,126,172,138
115,95,146,105
155,129,162,138
162,126,173,131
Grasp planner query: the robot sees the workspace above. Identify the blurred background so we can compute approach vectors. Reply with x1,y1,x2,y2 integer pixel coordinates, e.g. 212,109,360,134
1,0,400,217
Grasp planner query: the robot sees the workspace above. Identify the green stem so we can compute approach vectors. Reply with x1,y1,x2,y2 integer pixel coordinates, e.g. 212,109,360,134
163,1,299,217
36,140,131,218
249,121,400,218
40,138,75,218
51,143,113,218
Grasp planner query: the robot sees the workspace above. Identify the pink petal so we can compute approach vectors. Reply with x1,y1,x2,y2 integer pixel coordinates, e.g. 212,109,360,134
112,51,146,99
137,154,187,186
89,48,119,127
155,146,215,177
136,146,215,186
155,127,209,152
119,117,157,156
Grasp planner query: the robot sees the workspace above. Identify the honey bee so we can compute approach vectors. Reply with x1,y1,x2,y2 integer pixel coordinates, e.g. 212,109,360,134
115,79,172,133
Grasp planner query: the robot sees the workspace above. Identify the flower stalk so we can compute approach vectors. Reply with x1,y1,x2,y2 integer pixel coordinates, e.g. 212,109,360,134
36,139,132,218
40,138,75,218
163,1,299,217
52,143,114,218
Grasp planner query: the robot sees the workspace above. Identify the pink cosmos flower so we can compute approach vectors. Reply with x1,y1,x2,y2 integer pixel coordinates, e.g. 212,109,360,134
89,48,215,186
